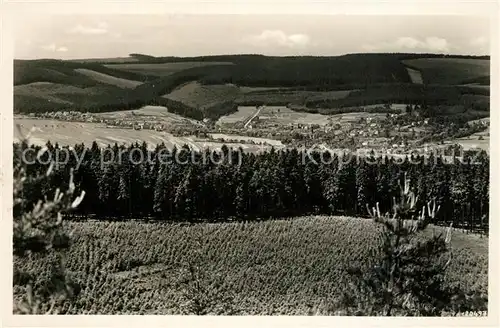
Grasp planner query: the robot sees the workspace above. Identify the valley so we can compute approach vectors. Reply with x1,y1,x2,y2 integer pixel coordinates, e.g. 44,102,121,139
12,50,491,317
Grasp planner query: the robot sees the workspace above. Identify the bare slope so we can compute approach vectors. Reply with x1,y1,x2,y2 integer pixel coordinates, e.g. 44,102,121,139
104,62,234,77
14,117,282,152
75,68,143,89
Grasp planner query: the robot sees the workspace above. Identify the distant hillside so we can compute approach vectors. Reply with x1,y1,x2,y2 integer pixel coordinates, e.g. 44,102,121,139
13,53,490,120
402,57,490,85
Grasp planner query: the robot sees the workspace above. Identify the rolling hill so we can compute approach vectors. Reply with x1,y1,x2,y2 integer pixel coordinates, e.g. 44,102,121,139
14,216,487,314
13,53,490,120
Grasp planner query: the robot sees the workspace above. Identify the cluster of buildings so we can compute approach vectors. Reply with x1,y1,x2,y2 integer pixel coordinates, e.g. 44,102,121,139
25,111,188,132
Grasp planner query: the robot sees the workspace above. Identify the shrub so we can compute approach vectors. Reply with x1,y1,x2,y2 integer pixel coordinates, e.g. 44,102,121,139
341,173,457,316
13,126,85,314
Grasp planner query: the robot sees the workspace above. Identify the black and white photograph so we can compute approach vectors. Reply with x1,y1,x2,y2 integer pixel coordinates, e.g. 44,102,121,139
2,1,498,324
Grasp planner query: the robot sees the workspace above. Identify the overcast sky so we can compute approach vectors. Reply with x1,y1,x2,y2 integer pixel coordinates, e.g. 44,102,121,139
14,15,490,59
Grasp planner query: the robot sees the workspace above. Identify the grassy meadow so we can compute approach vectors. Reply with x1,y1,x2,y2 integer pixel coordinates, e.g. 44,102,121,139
13,55,490,119
13,216,488,315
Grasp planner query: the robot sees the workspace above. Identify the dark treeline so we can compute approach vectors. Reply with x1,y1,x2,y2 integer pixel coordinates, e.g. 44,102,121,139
14,142,489,231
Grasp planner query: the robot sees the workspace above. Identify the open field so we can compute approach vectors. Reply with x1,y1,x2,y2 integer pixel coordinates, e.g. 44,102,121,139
75,69,143,89
93,105,204,127
402,58,490,85
257,106,332,126
239,86,291,93
216,106,258,124
461,83,490,90
14,117,281,152
217,106,388,126
209,133,283,146
104,62,234,77
163,84,355,112
217,105,333,126
13,216,488,315
14,82,97,96
163,82,240,108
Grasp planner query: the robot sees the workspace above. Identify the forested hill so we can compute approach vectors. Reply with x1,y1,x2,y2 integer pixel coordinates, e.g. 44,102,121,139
14,53,490,119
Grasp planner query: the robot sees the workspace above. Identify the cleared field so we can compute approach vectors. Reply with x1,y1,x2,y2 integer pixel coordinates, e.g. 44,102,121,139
328,112,389,123
14,118,280,153
163,82,240,108
104,62,234,77
75,68,143,89
14,82,108,106
402,58,490,84
468,117,490,125
461,83,490,91
95,105,203,126
217,106,332,126
405,67,424,84
13,216,487,314
258,106,331,125
448,125,490,153
209,133,283,146
14,82,96,95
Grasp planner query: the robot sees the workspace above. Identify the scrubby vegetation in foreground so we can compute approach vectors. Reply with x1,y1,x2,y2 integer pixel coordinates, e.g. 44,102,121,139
14,141,489,231
13,216,488,315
